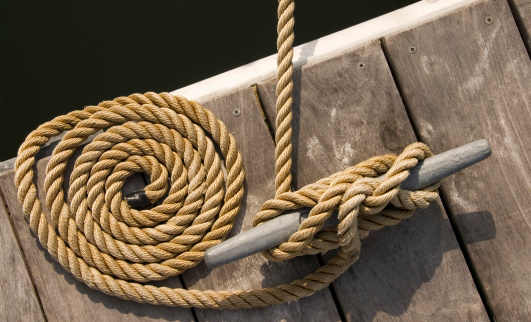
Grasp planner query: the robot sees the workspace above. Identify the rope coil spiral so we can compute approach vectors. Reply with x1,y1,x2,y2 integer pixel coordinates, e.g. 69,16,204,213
14,0,440,309
16,93,245,284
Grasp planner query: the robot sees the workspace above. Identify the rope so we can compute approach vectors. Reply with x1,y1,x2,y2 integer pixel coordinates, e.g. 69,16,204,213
13,0,440,309
253,145,440,262
275,0,295,197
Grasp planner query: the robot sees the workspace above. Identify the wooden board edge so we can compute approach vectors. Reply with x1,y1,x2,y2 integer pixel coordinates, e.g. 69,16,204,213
0,0,484,167
380,0,531,319
0,171,47,321
170,0,481,103
507,0,531,53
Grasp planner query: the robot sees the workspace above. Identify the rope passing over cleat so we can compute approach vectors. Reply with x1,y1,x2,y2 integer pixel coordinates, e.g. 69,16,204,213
204,139,491,268
13,91,492,308
12,0,492,309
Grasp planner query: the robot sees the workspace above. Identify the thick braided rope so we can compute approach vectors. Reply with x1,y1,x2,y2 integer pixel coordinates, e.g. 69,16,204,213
13,0,440,309
15,93,264,306
15,107,438,308
275,0,295,196
253,143,440,262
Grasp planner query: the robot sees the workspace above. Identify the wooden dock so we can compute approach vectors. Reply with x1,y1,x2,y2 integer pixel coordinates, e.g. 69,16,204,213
1,0,530,320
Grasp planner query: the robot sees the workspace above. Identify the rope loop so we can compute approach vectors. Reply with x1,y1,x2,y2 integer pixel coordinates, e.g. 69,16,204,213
13,1,441,309
253,142,440,262
14,92,440,308
15,92,245,283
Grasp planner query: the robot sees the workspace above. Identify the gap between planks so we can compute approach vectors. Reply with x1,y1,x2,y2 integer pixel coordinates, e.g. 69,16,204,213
3,0,525,319
0,186,47,322
249,85,350,322
379,36,496,322
507,0,531,54
381,0,531,319
379,20,503,318
255,39,488,321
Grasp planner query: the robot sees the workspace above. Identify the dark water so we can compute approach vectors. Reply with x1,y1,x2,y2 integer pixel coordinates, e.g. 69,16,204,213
0,0,417,161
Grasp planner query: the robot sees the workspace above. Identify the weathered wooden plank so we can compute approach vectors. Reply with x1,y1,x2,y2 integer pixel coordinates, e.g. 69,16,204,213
180,87,342,321
509,0,531,51
0,163,195,320
0,87,342,320
383,0,531,320
0,191,45,322
256,40,489,321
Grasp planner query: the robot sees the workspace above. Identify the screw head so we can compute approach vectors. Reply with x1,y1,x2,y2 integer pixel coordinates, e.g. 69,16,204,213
485,16,493,24
408,46,417,54
357,62,366,69
232,108,241,117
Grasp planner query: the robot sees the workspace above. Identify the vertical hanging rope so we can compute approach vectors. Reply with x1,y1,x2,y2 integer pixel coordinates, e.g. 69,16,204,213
275,0,295,196
12,0,440,309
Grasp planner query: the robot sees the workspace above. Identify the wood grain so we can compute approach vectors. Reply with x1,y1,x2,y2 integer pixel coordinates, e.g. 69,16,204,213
0,169,195,321
509,0,531,51
0,87,342,321
0,191,45,321
383,0,531,320
180,87,341,322
0,140,195,320
256,40,489,321
2,0,527,319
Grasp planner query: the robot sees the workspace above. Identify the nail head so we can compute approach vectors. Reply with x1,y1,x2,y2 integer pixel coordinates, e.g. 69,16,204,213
409,46,417,54
233,108,241,117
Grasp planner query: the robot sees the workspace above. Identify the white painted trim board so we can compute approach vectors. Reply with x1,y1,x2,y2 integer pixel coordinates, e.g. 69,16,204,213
171,0,480,102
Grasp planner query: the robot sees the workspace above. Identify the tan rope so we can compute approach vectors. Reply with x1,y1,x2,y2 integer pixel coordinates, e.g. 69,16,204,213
275,0,295,196
13,0,440,309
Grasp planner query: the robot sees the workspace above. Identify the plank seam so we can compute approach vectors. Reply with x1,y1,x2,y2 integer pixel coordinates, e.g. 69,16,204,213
251,84,276,144
506,0,531,56
316,255,347,322
379,38,423,142
251,83,345,319
0,185,48,322
436,189,496,322
176,275,199,322
379,36,495,322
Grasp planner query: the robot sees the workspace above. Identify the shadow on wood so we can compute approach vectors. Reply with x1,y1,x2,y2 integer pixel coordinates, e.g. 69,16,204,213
257,202,496,321
257,38,489,321
31,235,190,320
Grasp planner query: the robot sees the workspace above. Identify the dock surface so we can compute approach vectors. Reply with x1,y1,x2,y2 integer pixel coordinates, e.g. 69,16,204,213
1,0,530,321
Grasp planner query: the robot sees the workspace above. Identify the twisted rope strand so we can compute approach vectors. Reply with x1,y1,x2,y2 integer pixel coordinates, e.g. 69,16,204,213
275,0,295,196
13,1,440,309
15,101,439,307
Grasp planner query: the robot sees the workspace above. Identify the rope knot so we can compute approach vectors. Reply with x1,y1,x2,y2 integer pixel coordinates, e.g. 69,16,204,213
13,1,443,309
253,142,440,263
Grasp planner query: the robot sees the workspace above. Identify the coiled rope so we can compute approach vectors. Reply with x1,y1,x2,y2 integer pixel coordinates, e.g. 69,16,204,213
14,0,439,309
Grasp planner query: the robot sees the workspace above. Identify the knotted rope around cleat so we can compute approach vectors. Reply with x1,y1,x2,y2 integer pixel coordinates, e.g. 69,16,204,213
253,144,440,263
13,0,440,309
14,94,439,307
